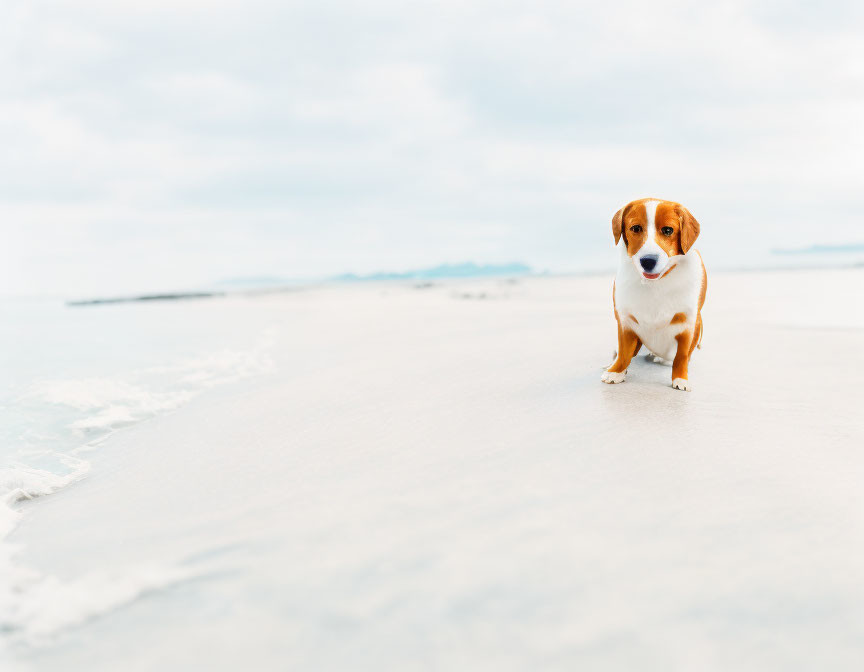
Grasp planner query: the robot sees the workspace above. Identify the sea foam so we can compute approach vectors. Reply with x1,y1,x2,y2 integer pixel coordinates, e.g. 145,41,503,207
0,339,274,649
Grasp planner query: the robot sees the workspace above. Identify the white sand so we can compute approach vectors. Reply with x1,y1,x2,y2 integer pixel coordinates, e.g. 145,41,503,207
6,269,864,671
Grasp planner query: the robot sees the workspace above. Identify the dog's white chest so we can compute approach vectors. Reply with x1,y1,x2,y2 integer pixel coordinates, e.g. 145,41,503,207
614,246,702,360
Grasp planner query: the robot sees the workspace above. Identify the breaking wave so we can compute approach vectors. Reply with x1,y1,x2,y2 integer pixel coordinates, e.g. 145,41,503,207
0,339,273,649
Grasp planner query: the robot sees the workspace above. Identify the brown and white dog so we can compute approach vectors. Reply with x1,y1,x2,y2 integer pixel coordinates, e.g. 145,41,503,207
601,198,707,391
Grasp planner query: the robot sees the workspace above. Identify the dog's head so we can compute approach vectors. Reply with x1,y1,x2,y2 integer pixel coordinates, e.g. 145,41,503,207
611,198,700,280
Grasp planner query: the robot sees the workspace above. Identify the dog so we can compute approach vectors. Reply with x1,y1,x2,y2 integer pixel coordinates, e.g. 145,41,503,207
601,198,706,391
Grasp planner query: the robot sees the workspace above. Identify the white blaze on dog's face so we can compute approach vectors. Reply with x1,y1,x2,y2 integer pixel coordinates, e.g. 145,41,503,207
611,198,700,281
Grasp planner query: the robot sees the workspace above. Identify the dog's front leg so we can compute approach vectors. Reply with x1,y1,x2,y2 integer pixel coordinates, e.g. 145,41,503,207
601,320,640,384
671,330,694,391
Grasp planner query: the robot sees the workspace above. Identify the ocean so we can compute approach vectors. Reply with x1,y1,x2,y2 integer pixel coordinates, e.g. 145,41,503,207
0,294,277,653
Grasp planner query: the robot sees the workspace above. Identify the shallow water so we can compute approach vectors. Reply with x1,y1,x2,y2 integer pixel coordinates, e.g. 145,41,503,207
0,295,278,652
2,271,863,671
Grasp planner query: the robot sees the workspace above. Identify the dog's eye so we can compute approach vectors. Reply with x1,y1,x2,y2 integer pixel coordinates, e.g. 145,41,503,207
630,225,643,233
661,226,674,236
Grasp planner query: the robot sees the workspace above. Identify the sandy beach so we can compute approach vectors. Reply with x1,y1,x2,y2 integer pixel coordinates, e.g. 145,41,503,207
3,268,864,671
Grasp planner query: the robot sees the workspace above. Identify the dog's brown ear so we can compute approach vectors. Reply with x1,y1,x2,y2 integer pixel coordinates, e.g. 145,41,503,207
612,206,626,245
678,206,700,253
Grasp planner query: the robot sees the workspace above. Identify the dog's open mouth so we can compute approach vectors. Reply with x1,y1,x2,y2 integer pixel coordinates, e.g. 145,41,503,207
640,263,677,281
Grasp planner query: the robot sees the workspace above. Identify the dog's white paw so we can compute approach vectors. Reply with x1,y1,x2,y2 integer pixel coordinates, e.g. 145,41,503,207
601,370,626,384
653,355,672,365
671,377,691,391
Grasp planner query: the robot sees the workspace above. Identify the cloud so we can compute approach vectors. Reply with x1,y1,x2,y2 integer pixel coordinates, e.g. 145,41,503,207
1,0,863,295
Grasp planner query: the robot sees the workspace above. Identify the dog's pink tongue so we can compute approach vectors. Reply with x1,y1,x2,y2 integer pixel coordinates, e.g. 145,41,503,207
642,272,660,279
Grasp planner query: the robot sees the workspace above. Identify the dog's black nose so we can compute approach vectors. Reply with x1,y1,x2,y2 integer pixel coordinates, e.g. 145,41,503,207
639,255,659,272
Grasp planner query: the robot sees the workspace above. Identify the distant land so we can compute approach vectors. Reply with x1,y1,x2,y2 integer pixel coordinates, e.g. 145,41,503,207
332,262,533,283
68,292,223,307
68,263,535,306
219,262,534,287
772,243,864,255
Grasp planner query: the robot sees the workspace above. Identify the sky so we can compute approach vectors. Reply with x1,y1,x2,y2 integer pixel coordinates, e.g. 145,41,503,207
1,0,863,296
